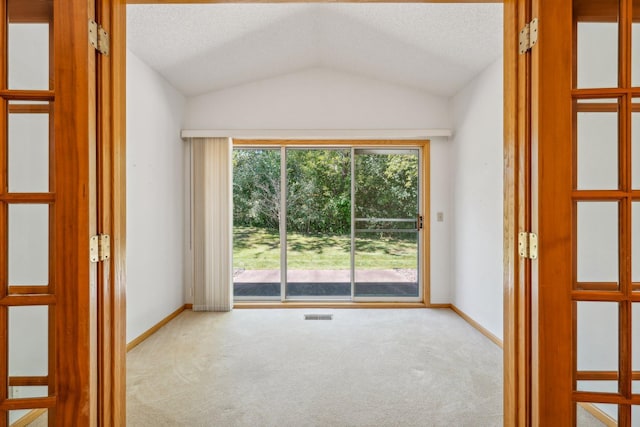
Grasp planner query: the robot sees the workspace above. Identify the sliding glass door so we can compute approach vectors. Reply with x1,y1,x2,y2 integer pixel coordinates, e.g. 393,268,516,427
232,149,282,299
232,145,424,302
286,149,351,299
353,149,420,299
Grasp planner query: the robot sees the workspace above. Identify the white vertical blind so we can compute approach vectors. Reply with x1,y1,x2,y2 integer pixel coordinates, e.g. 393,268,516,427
190,137,233,311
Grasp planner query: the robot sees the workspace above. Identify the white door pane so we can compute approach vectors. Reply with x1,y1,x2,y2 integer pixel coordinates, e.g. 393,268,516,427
577,22,619,89
8,109,49,193
577,202,619,284
8,23,50,90
8,204,49,285
577,107,619,190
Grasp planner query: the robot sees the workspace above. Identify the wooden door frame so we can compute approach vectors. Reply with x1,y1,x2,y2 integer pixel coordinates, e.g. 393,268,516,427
503,1,530,424
96,0,127,425
105,0,527,425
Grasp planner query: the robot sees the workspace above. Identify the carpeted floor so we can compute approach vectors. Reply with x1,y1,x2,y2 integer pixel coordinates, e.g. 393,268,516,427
126,308,604,426
127,308,504,426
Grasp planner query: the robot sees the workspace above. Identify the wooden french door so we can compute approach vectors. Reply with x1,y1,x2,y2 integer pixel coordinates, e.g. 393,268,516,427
0,0,125,424
530,0,640,424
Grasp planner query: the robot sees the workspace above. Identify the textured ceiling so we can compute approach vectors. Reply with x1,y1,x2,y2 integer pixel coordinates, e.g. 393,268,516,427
127,4,503,97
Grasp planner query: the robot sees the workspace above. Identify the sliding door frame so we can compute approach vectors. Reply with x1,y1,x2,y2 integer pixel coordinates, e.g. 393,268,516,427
351,147,423,303
233,139,432,307
283,145,356,302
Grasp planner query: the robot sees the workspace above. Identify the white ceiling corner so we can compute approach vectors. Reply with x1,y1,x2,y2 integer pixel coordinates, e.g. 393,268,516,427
126,3,503,97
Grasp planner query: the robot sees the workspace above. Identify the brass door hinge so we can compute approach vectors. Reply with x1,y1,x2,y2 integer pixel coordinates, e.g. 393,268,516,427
518,232,538,260
519,18,539,54
89,20,110,55
90,234,111,263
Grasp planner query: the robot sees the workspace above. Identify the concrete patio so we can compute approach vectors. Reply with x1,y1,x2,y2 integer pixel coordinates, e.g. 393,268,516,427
234,269,417,283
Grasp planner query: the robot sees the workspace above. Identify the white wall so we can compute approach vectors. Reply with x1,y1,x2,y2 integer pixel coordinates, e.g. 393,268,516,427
126,49,186,343
184,67,452,304
185,67,451,130
450,57,504,340
429,138,452,304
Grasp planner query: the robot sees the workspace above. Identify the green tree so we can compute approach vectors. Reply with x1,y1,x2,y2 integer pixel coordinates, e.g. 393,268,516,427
233,149,281,230
286,149,351,234
355,153,418,220
233,149,418,235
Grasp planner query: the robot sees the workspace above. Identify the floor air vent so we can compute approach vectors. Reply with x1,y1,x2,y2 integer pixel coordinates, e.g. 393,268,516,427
304,314,333,320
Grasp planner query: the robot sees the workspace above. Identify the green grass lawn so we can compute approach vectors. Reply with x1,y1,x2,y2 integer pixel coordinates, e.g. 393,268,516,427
233,226,417,270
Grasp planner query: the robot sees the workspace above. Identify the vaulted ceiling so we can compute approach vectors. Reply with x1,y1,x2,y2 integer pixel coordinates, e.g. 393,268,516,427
127,3,503,97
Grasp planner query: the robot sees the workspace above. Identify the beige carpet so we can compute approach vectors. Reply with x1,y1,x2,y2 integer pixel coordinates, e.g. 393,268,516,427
127,308,504,426
127,308,607,426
